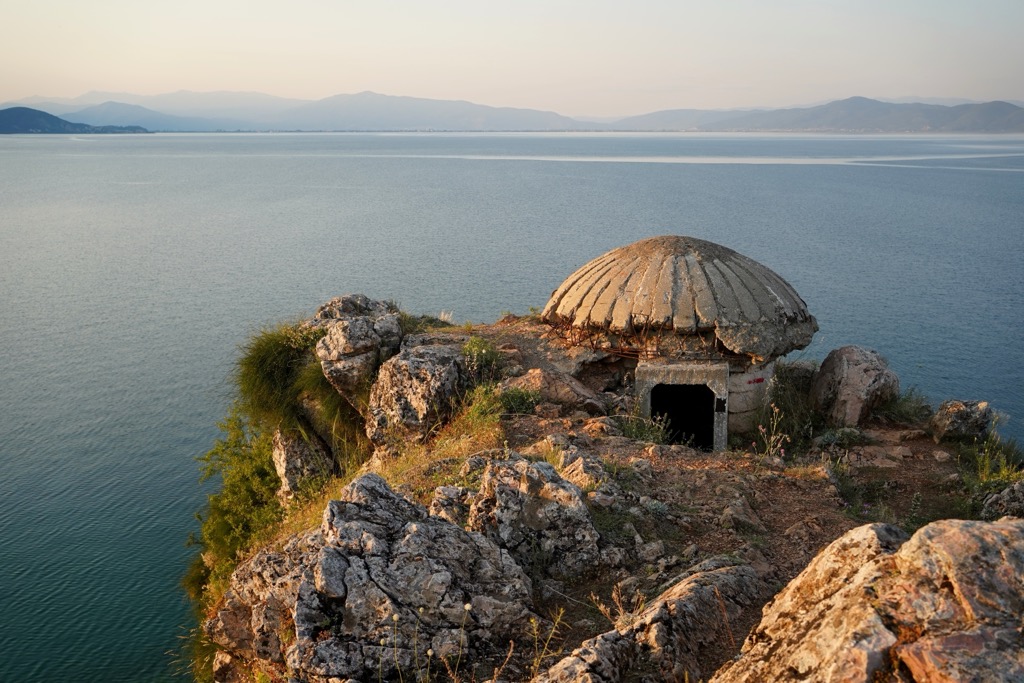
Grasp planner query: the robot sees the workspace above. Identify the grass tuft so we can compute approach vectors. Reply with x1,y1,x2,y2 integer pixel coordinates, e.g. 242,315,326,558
498,387,541,415
871,387,933,426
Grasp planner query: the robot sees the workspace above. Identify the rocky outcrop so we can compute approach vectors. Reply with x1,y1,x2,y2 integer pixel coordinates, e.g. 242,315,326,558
467,455,601,579
207,474,539,682
271,430,333,504
313,295,402,405
365,343,468,446
930,399,994,442
812,345,900,427
981,480,1024,520
711,518,1024,682
536,559,764,683
501,367,608,416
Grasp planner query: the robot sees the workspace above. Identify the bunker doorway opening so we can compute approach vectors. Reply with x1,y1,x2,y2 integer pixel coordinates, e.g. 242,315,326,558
650,383,716,450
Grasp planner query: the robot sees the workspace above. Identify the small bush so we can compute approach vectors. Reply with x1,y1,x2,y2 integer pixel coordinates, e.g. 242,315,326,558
872,387,933,426
462,336,501,383
397,310,453,336
817,427,869,449
615,413,670,444
185,406,283,606
759,360,821,451
499,387,541,414
959,427,1024,493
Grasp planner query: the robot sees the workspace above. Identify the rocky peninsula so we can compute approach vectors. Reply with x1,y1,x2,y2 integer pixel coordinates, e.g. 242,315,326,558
184,288,1024,683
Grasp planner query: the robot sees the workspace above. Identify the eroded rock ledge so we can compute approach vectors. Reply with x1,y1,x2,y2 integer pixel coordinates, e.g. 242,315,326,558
207,458,771,682
711,517,1024,682
208,460,1024,683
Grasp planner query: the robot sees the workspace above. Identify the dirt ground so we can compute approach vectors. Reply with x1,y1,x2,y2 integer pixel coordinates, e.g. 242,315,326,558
463,315,968,675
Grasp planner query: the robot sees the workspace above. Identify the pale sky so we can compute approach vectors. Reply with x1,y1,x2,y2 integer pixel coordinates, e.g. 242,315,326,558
2,0,1022,117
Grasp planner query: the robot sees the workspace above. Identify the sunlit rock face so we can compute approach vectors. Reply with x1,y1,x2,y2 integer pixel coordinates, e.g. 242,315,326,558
710,517,1024,683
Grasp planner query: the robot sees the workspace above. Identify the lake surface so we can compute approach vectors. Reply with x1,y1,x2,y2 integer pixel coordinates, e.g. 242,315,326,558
1,132,1021,681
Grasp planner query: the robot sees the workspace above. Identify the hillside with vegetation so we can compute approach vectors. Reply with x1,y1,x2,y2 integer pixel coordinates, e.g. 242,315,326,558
0,106,148,134
184,297,1024,682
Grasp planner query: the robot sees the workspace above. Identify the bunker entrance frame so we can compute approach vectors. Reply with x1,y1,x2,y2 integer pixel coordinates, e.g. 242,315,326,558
636,362,729,452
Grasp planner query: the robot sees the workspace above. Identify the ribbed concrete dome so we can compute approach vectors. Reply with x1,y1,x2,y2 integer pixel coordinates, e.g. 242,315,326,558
542,235,817,360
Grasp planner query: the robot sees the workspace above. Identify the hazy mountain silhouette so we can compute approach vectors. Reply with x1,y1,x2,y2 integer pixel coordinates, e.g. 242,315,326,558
4,92,1023,132
65,102,247,132
269,91,588,131
696,97,1024,132
0,107,147,134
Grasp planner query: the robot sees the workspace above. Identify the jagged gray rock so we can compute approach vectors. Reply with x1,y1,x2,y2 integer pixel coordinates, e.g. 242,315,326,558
365,344,467,446
271,429,333,504
535,560,763,682
719,495,766,534
981,480,1024,520
467,455,601,579
710,518,1024,683
812,345,900,427
313,294,402,404
930,399,994,442
206,474,538,683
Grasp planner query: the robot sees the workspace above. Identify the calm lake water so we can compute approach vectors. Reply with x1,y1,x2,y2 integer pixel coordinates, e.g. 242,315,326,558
1,132,1021,681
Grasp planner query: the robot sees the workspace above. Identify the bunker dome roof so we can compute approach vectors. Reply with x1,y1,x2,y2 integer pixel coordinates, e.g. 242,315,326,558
542,235,818,361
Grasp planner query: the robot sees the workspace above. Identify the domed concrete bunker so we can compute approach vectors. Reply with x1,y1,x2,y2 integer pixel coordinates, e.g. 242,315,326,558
542,236,817,450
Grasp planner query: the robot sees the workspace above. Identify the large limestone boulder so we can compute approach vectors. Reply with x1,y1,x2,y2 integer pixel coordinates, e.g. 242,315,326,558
535,558,764,683
271,430,333,505
467,455,601,579
365,344,467,446
710,518,1024,682
206,474,538,683
313,294,403,403
812,346,900,427
930,399,994,442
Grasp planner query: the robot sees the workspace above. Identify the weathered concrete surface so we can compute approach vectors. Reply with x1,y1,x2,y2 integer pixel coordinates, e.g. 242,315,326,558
812,345,900,427
711,518,1024,683
541,236,817,361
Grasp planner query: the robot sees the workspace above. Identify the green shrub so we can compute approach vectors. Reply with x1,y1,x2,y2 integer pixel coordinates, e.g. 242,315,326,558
871,387,933,426
462,335,500,383
397,310,453,336
185,406,283,603
235,322,326,430
499,387,541,414
817,427,869,449
759,360,821,451
959,427,1024,493
615,413,670,444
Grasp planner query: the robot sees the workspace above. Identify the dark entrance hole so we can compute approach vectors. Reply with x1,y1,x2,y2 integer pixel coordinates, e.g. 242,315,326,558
651,383,715,450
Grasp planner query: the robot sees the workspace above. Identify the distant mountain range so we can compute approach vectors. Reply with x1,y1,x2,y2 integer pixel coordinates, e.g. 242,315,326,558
3,92,1024,133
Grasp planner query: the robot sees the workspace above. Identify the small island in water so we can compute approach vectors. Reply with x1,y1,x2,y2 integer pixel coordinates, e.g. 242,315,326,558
186,237,1024,682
